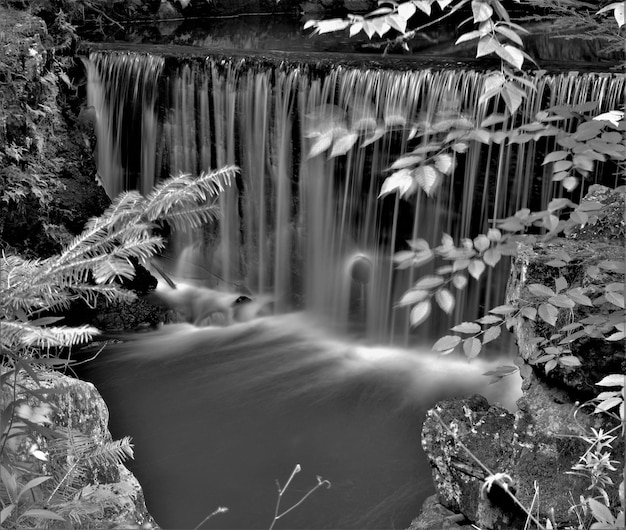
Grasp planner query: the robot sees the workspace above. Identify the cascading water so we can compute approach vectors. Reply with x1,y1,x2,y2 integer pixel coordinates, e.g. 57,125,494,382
79,47,624,529
85,52,623,342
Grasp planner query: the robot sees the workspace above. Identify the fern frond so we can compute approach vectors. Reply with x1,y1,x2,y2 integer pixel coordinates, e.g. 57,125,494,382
111,236,165,262
68,285,137,308
0,321,99,349
21,324,100,348
193,165,237,199
165,203,223,232
93,256,135,285
142,166,237,222
82,436,134,467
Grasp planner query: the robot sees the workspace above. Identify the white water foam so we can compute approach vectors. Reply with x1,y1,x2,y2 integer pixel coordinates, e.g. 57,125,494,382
119,311,522,412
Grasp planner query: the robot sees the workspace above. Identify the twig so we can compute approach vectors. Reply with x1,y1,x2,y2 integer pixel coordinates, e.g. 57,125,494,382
268,464,331,530
193,506,228,530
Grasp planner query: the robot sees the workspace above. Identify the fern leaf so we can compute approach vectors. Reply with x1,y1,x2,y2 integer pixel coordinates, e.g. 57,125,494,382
93,256,135,285
165,204,222,232
82,437,134,467
20,325,100,348
142,166,236,222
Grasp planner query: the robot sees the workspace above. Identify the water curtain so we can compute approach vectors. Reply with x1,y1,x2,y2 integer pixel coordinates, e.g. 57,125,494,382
86,51,623,343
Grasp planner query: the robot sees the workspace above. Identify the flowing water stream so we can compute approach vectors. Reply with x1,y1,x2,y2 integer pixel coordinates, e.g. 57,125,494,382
80,49,623,528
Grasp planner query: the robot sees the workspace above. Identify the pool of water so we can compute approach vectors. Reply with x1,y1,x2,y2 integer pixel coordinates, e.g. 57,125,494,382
78,314,520,529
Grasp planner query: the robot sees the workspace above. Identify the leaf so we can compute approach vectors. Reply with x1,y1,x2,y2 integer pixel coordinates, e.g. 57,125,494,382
538,302,559,327
456,30,482,45
471,0,493,22
476,36,500,57
308,131,333,158
562,176,579,191
398,1,418,19
391,155,424,169
595,397,623,412
414,0,433,15
496,45,524,70
414,165,442,196
501,84,524,114
468,259,486,280
528,283,555,297
451,322,482,334
434,153,454,175
397,289,430,307
483,248,501,267
473,234,490,252
410,301,432,327
587,498,615,524
482,325,501,344
371,18,391,37
18,509,65,522
435,289,455,314
1,465,17,501
329,132,359,157
349,22,363,37
596,374,625,387
605,291,625,309
477,314,502,324
313,18,351,35
17,476,53,502
521,306,537,320
386,14,408,34
542,151,568,165
452,274,468,290
548,294,575,308
378,169,414,198
414,275,445,290
554,276,568,293
567,288,593,307
463,337,482,358
1,505,15,525
544,359,557,374
489,304,517,315
494,24,523,46
558,355,581,367
432,335,462,352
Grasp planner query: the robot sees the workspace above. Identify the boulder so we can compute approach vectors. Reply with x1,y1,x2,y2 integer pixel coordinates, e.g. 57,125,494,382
3,366,158,528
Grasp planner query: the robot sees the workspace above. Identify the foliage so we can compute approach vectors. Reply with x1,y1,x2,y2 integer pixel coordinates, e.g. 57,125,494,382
305,2,624,527
522,0,625,56
1,167,234,527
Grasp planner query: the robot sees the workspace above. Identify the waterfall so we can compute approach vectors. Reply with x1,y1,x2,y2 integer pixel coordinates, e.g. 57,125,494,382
85,51,623,343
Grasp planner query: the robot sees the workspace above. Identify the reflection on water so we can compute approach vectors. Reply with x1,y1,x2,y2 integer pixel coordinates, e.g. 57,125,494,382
79,314,520,529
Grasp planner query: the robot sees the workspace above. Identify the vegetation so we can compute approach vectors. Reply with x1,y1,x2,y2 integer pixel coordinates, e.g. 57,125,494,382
0,167,235,526
305,1,624,528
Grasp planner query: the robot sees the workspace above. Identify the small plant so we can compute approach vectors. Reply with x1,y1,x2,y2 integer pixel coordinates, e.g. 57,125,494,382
269,464,331,530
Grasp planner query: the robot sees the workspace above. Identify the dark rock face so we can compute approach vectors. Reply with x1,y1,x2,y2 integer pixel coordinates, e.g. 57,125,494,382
416,186,625,529
0,6,109,258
